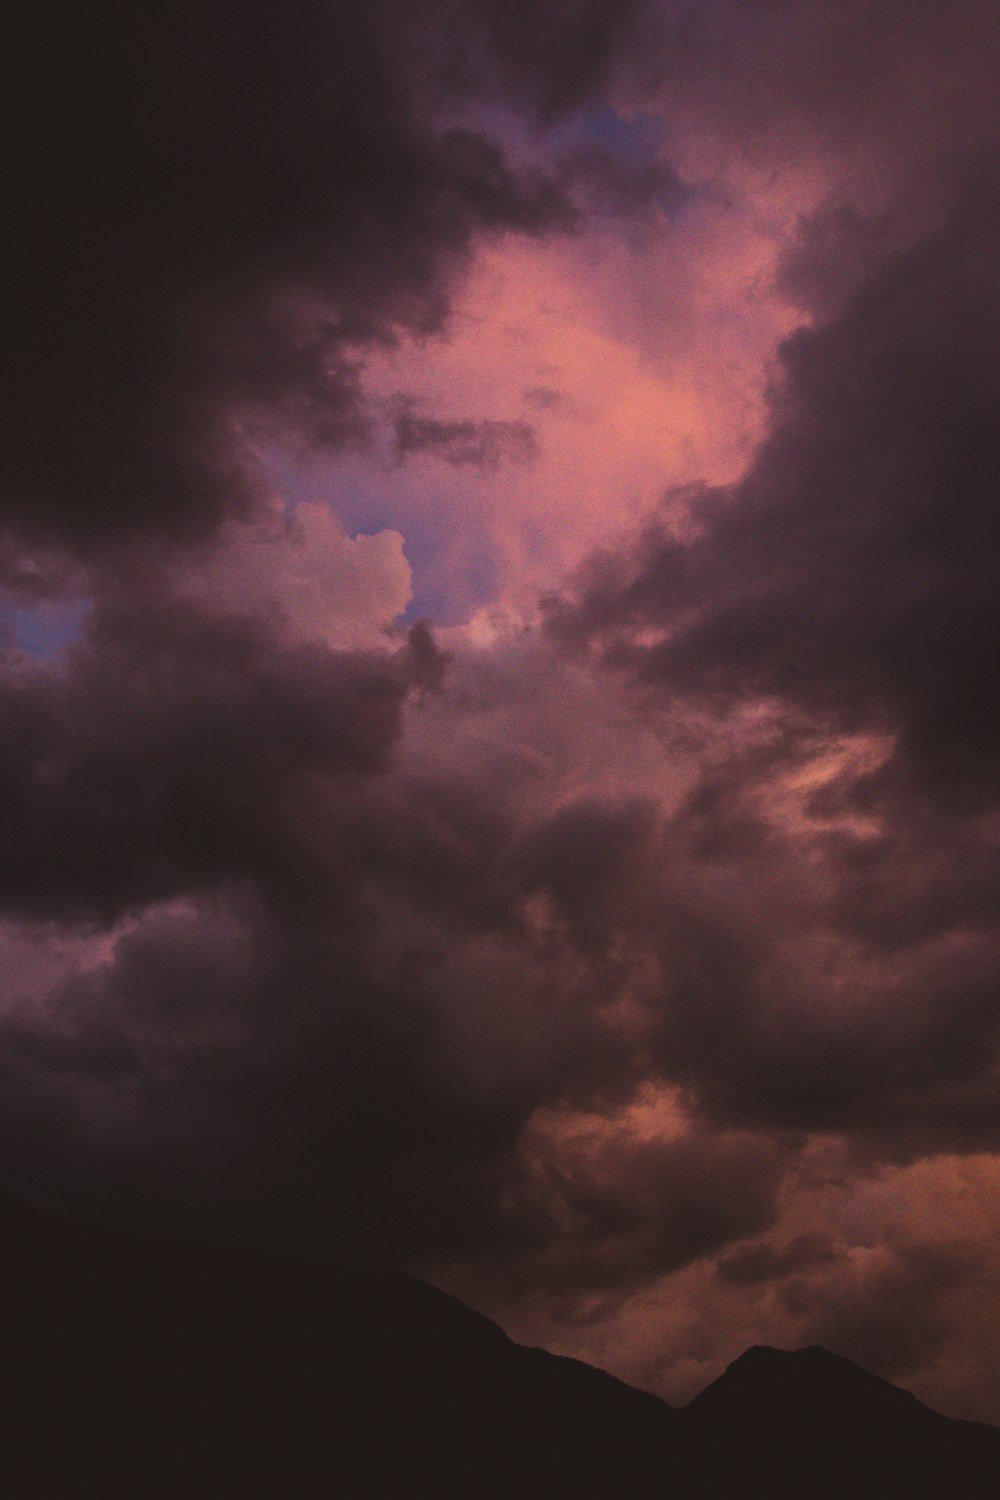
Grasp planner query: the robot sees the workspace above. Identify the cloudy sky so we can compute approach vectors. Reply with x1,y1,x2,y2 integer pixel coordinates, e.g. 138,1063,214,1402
5,0,1000,1423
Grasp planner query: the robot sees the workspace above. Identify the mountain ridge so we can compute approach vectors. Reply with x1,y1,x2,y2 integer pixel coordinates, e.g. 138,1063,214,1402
1,1191,997,1497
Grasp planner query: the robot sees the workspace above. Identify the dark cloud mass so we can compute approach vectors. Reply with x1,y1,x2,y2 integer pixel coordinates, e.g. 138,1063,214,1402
0,0,602,1246
717,1232,843,1289
4,0,1000,1428
546,169,1000,1161
392,407,539,468
554,186,1000,798
3,2,572,558
0,596,418,920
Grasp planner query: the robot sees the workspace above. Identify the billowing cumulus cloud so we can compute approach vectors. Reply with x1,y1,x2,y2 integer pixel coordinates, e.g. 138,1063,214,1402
182,501,413,650
3,0,1000,1434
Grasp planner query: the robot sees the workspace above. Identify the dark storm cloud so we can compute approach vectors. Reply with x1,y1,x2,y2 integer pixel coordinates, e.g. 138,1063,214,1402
5,0,1000,1344
467,0,645,119
0,591,603,1259
0,672,791,1279
625,815,1000,1156
496,1122,787,1296
792,1237,985,1382
0,861,790,1279
775,203,904,323
515,796,661,957
811,790,1000,951
0,775,660,1266
555,141,690,222
3,2,576,559
637,0,1000,173
552,181,1000,808
0,594,427,922
391,406,539,469
0,0,639,1280
717,1232,842,1288
542,168,1000,1166
0,886,532,1257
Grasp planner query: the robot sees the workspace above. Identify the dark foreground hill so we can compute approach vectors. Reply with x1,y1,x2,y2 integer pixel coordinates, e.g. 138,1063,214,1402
2,1194,998,1497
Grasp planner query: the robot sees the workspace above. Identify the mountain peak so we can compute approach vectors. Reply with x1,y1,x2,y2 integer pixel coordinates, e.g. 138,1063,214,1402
734,1342,856,1361
728,1343,876,1376
737,1342,821,1360
1,1192,998,1497
685,1338,936,1435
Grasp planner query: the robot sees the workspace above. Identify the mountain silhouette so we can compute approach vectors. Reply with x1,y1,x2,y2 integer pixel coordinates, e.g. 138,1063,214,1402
1,1192,997,1496
686,1343,1000,1497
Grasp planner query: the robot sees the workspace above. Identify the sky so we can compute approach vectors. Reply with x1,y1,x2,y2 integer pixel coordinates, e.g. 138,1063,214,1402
5,0,1000,1424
